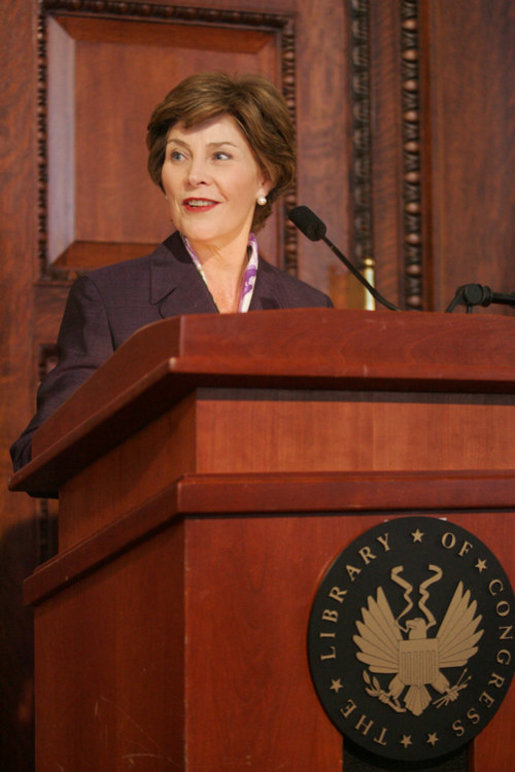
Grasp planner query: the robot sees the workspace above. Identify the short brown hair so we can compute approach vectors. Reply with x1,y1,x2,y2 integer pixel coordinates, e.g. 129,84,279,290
146,71,295,231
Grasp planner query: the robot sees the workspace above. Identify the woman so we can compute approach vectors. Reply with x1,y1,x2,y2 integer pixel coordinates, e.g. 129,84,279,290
11,71,332,472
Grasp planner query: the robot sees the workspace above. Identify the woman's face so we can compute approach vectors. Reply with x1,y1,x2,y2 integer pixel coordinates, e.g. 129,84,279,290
161,114,271,256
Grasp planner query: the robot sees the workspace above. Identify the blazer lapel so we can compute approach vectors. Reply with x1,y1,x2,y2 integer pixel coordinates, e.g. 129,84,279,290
249,257,283,310
150,232,218,318
149,234,287,316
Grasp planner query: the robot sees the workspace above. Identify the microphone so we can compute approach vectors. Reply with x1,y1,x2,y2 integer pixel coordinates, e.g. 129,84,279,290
446,283,515,313
288,205,401,312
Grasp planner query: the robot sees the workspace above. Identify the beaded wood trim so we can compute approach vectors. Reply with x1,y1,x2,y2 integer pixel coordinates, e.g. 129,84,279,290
36,1,297,279
349,0,425,310
401,0,423,309
348,0,373,273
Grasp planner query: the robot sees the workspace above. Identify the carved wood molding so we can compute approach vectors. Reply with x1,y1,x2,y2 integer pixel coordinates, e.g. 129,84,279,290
401,0,423,309
348,0,373,273
36,0,297,280
348,0,424,310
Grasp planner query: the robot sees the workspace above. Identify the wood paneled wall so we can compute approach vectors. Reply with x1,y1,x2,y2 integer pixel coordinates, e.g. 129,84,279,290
421,0,514,311
0,0,512,768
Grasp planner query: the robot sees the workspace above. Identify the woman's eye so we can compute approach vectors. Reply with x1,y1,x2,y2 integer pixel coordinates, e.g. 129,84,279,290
169,149,185,161
213,151,230,161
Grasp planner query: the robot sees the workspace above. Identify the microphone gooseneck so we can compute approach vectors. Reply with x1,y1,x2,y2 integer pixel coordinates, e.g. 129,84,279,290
288,206,402,312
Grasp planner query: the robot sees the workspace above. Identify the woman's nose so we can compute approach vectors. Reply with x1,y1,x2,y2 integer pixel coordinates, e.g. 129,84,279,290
186,158,210,186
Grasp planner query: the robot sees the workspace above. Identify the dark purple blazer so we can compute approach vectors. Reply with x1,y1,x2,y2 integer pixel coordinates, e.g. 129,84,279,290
11,232,332,472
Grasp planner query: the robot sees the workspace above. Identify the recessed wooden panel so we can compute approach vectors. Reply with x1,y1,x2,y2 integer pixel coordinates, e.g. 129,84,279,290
196,394,515,474
421,0,514,313
47,15,280,270
56,15,274,52
34,521,187,770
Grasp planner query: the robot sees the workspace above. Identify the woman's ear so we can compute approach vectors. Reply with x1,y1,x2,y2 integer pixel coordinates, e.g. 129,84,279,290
259,175,274,198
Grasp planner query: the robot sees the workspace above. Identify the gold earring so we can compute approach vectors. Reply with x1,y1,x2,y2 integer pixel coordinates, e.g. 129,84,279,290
257,195,267,206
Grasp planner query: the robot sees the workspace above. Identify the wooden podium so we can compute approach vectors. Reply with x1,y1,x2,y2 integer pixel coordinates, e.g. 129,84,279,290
10,309,514,770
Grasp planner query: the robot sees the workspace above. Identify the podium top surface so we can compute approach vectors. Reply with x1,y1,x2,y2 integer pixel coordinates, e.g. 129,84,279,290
9,308,515,494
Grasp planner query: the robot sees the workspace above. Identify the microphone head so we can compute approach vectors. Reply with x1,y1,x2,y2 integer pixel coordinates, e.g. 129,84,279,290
288,205,327,241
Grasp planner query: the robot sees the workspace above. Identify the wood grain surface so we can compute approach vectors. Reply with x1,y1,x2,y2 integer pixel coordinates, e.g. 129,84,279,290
1,1,513,769
27,486,514,770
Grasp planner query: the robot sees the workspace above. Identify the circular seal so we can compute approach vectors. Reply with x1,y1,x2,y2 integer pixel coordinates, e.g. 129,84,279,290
307,517,514,763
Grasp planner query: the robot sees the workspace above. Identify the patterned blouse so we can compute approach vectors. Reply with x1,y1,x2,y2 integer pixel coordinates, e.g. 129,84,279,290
181,233,259,312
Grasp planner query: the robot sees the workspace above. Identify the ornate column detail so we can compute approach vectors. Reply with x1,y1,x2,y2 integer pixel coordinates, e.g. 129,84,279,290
281,17,299,274
348,0,374,279
401,0,423,309
37,3,50,280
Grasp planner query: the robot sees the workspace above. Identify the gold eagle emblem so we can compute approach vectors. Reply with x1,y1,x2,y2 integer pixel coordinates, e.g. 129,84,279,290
353,566,484,716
